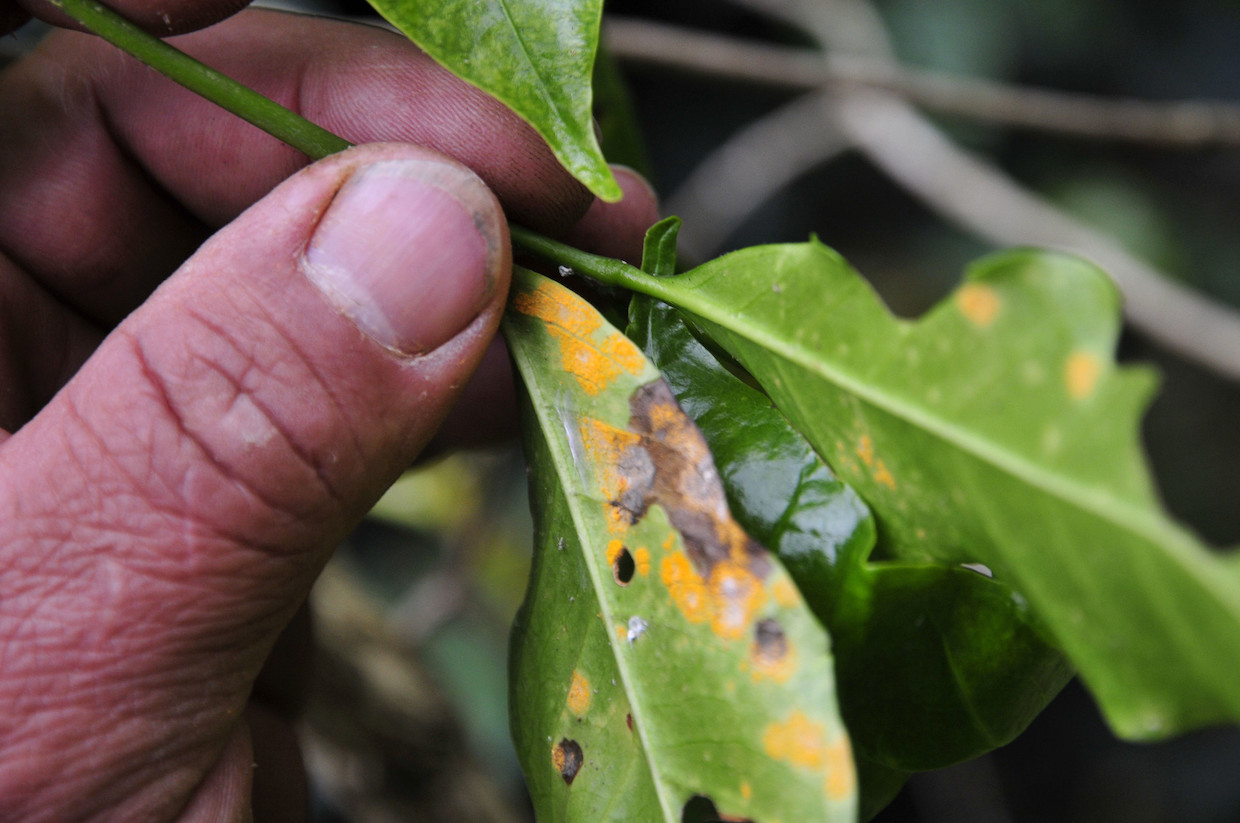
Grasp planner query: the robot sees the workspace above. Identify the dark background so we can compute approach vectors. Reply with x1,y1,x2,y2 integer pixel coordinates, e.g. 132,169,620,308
8,0,1240,820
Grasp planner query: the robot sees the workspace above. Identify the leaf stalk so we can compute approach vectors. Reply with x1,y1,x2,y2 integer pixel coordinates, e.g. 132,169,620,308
48,0,352,160
47,0,653,300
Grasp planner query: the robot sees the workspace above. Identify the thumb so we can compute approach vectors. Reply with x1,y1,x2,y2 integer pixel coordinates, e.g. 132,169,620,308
0,143,509,821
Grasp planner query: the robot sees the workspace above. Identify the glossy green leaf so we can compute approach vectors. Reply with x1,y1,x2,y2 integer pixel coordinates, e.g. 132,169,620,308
364,0,619,201
575,239,1240,740
504,266,856,822
628,220,1070,776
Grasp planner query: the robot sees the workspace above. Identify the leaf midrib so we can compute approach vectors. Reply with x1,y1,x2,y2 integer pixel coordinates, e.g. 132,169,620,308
493,0,580,142
506,335,681,823
652,269,1238,610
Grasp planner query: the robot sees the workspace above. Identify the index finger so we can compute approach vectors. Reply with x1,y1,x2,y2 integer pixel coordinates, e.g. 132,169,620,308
0,10,595,320
5,0,249,36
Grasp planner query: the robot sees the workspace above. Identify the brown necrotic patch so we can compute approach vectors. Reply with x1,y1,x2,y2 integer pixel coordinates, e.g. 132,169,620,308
750,618,797,683
628,381,774,637
627,381,771,579
552,738,584,785
579,379,777,638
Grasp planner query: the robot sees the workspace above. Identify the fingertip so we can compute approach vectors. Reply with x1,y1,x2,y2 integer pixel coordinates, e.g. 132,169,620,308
303,150,509,357
562,165,661,264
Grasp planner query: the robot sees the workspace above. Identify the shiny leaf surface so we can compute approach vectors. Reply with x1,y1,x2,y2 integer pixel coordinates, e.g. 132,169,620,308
363,0,619,200
569,239,1240,740
628,220,1070,774
504,266,856,822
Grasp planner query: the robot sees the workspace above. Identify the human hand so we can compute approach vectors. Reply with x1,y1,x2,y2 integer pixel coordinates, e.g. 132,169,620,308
0,5,658,821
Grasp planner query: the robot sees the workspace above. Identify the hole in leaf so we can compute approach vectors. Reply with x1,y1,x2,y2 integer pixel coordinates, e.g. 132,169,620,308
682,795,755,823
613,546,635,585
552,738,583,785
682,796,720,823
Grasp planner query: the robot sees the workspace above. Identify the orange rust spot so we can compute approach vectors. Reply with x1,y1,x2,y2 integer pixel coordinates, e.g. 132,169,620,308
957,283,1001,327
824,736,856,801
634,546,651,577
512,282,646,397
750,619,797,684
772,578,800,609
710,560,767,640
662,550,769,637
873,459,896,490
547,326,622,396
762,710,829,770
661,551,711,624
662,532,677,552
615,623,629,642
567,670,591,716
601,332,647,376
606,539,625,566
856,434,875,468
1065,350,1103,399
740,781,753,801
512,282,601,338
579,417,645,534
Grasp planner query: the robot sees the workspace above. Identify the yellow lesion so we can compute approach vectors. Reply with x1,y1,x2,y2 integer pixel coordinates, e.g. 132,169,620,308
957,283,1001,327
709,560,767,640
1065,350,1103,399
772,578,801,609
660,549,769,640
856,434,875,468
873,459,897,490
547,326,622,396
660,551,711,625
740,781,753,801
763,711,856,802
579,417,644,534
567,670,591,715
855,434,897,490
823,736,856,802
512,280,601,338
634,546,651,577
513,280,649,397
762,710,828,770
601,332,647,376
606,539,625,567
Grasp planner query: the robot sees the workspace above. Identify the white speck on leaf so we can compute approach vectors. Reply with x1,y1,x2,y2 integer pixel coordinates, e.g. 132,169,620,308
626,616,649,644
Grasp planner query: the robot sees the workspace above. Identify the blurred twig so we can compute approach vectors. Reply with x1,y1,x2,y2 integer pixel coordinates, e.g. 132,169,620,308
605,17,1240,149
304,564,526,823
664,91,849,263
640,0,1240,381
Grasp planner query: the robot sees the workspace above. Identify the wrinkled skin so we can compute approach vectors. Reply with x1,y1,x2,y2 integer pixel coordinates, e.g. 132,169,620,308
0,3,659,820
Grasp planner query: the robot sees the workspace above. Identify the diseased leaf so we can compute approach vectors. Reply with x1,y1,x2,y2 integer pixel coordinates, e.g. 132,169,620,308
504,266,856,822
579,240,1240,740
364,0,619,200
629,220,1070,777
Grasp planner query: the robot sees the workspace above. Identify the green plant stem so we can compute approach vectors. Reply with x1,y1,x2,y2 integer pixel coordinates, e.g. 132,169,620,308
52,0,638,290
48,0,351,160
509,224,669,295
